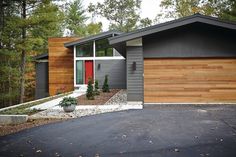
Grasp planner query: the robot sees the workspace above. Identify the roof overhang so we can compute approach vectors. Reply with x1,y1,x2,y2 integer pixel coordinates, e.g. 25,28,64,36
64,31,123,47
34,53,48,60
109,14,236,45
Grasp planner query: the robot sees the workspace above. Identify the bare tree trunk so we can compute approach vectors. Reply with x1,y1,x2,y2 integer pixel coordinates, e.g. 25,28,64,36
20,0,26,103
8,60,12,106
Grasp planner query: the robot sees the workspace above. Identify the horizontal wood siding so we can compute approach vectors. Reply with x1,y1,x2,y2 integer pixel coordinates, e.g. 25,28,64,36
48,37,78,95
95,60,126,89
144,58,236,103
127,46,143,101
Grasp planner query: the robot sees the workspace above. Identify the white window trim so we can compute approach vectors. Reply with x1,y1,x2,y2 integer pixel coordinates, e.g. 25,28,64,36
74,46,76,87
75,56,124,60
74,39,125,87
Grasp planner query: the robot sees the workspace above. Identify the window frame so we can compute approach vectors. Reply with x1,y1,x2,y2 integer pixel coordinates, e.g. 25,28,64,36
95,38,114,57
74,36,124,86
75,42,93,57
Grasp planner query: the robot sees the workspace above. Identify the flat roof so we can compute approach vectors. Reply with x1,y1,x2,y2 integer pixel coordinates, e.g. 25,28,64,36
34,53,48,60
64,31,122,47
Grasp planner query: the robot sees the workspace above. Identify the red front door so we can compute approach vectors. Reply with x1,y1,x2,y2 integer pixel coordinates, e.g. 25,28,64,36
85,60,93,84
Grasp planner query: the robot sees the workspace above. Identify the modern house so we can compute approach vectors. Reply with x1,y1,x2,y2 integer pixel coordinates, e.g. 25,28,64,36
35,14,236,104
35,33,126,99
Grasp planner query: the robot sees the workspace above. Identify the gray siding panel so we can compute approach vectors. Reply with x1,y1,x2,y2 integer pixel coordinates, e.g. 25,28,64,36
143,23,236,58
95,60,126,89
35,62,49,99
114,49,122,56
126,46,143,101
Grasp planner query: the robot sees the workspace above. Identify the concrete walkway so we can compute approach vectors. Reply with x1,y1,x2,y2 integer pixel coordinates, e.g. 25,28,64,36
30,91,86,110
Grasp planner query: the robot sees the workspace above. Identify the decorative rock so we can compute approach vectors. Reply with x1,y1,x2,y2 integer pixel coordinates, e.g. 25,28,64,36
30,89,142,119
105,90,127,105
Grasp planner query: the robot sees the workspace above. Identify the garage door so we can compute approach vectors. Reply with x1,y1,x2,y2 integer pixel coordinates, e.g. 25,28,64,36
144,59,236,103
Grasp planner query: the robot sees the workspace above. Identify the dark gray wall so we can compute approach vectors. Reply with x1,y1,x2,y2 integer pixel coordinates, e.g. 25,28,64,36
143,23,236,58
126,46,143,101
95,60,126,89
35,61,49,99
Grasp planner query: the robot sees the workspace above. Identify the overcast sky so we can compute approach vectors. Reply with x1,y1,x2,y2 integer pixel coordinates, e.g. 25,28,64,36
82,0,162,30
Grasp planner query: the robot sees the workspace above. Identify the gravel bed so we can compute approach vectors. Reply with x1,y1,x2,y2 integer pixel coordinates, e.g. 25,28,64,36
30,89,128,119
105,89,127,105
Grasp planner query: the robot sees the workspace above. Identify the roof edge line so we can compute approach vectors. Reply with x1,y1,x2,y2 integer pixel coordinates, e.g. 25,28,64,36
109,14,236,45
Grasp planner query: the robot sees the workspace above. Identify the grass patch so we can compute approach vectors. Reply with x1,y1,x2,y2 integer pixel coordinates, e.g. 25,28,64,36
0,92,72,115
0,118,67,136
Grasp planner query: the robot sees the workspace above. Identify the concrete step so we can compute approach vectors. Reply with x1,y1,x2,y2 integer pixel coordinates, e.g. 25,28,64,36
74,85,87,93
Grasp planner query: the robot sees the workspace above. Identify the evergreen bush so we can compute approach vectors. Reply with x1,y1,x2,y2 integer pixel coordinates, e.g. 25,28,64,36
94,80,100,95
86,78,94,100
102,75,110,92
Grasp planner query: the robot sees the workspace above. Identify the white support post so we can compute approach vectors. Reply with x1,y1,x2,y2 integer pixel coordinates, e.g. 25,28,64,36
93,40,96,83
73,45,76,87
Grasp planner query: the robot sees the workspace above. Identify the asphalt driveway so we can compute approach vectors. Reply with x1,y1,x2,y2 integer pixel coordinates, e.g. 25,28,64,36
0,105,236,157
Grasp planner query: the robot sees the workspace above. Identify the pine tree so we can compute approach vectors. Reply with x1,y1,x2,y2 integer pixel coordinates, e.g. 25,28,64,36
94,80,100,95
0,0,63,106
88,0,152,32
65,0,88,36
157,0,236,21
86,78,94,100
65,0,102,36
102,75,110,93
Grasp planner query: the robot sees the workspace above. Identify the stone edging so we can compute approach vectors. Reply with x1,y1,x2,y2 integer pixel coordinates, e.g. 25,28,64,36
0,115,28,125
53,105,143,110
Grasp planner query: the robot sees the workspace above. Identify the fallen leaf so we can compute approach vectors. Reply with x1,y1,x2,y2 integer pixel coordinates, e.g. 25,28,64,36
122,135,127,139
174,148,179,152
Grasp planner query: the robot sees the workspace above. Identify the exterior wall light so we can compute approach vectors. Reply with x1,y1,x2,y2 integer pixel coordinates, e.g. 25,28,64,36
132,62,136,71
98,63,101,70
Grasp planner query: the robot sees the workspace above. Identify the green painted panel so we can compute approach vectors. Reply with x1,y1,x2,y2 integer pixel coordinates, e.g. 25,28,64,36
76,60,83,84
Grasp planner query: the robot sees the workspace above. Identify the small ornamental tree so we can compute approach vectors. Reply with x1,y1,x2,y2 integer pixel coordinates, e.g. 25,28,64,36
94,80,100,95
102,75,110,92
86,78,94,100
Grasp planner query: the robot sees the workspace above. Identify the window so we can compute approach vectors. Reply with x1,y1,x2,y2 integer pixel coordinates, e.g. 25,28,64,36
95,38,113,57
76,61,83,84
76,42,93,57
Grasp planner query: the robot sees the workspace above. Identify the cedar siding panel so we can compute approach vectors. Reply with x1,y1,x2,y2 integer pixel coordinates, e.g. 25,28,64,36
48,37,78,95
144,59,236,103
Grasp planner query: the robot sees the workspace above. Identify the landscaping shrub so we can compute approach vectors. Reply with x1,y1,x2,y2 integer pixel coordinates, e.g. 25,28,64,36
94,80,100,95
58,97,77,107
102,75,110,92
86,78,94,100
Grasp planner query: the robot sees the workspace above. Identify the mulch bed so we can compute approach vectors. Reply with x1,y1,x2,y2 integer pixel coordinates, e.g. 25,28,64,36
0,118,66,137
77,89,120,105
